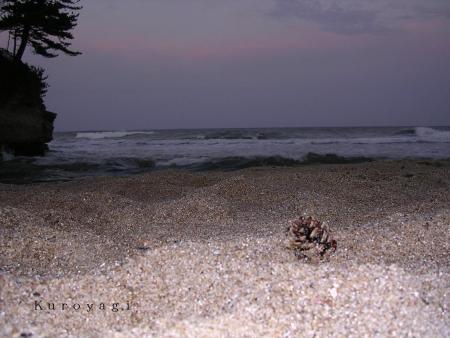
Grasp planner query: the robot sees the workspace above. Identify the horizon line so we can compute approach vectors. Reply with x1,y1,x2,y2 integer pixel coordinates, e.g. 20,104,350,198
54,125,450,133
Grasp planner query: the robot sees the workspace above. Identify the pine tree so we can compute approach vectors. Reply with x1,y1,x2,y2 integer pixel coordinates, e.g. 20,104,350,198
0,0,82,61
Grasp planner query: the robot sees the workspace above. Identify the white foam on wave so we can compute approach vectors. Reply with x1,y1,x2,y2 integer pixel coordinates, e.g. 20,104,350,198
76,131,155,139
309,128,450,145
415,127,450,142
309,137,411,145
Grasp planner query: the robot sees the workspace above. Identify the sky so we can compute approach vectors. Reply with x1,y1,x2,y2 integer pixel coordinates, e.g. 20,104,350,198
3,0,450,131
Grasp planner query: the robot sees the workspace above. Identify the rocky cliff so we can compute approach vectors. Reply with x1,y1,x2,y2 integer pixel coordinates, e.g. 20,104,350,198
0,49,56,158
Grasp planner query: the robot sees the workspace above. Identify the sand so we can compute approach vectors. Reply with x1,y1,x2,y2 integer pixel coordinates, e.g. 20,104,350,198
0,160,449,337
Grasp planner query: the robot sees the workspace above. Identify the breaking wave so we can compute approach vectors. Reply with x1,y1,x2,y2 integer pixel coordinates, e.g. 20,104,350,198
76,131,156,139
181,153,373,171
0,153,375,183
197,131,271,140
415,127,450,142
395,127,450,142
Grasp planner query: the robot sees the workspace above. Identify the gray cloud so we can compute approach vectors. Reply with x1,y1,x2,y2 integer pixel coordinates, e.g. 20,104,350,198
270,0,385,34
271,0,450,35
413,6,450,20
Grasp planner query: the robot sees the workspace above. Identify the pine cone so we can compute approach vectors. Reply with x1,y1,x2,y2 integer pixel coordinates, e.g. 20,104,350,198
286,216,337,258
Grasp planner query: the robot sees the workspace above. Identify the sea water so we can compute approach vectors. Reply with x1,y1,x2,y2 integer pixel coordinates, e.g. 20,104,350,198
1,126,449,183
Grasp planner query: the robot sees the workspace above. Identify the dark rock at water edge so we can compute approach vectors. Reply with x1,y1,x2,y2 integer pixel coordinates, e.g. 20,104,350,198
0,107,56,156
0,49,56,158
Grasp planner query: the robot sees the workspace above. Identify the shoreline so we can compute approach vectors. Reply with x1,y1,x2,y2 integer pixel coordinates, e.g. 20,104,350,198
3,125,450,185
1,160,449,336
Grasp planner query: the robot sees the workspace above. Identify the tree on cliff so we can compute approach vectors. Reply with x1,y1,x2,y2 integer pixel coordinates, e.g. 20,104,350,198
0,0,81,62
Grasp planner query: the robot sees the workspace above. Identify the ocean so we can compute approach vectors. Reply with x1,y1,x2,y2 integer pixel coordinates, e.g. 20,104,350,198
1,126,450,183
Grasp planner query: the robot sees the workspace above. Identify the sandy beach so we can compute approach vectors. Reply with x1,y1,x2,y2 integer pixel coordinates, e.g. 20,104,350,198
0,160,449,337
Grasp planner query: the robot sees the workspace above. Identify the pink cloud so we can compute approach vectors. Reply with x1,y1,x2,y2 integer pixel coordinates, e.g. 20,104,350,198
82,27,372,62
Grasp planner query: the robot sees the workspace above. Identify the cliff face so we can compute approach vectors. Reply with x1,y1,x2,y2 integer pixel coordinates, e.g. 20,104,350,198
0,103,56,156
0,49,56,157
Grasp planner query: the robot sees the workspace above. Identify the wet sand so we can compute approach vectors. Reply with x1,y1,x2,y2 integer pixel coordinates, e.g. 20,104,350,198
0,160,449,337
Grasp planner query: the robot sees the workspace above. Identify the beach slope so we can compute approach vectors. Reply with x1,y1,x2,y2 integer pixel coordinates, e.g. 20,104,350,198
0,160,449,337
